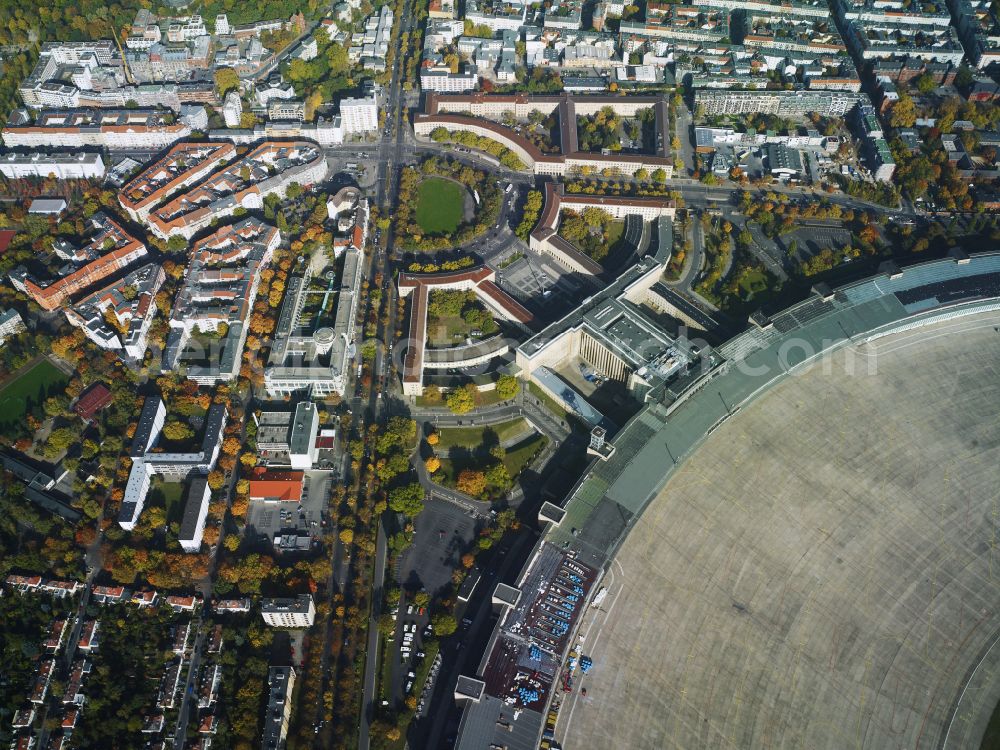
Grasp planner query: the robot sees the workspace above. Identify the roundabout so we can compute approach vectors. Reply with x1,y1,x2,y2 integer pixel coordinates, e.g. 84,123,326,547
395,158,503,252
558,312,1000,750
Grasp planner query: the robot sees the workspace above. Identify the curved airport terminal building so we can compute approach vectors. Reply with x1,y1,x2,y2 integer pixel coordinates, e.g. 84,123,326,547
454,250,1000,750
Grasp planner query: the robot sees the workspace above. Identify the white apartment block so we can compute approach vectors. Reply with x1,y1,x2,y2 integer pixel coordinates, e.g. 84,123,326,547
420,70,479,92
268,100,305,121
340,95,378,134
178,476,211,553
0,152,105,180
118,399,227,530
694,88,861,116
2,109,191,151
0,309,26,346
223,91,243,128
262,667,296,750
260,594,316,627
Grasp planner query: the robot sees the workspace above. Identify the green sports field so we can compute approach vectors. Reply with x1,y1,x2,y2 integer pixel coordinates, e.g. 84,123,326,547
0,359,69,432
415,178,465,235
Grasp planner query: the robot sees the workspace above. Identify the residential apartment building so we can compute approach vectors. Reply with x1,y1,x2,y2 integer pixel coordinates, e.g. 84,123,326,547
9,213,147,311
0,152,105,180
162,218,280,383
949,0,1000,68
64,263,166,362
146,140,327,239
361,6,394,70
420,69,480,92
0,309,26,346
178,476,211,552
844,18,965,64
262,667,296,750
865,137,896,182
260,595,316,627
118,397,227,530
694,88,862,115
223,91,243,127
340,95,379,133
268,99,305,121
1,109,191,150
465,0,528,32
119,141,236,222
620,4,730,44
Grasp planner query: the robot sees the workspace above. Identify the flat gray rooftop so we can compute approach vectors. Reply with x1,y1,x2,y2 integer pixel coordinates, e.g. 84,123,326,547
558,314,1000,749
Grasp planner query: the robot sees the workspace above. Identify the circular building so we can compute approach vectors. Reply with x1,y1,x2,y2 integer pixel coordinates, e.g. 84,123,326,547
559,312,1000,749
313,327,336,356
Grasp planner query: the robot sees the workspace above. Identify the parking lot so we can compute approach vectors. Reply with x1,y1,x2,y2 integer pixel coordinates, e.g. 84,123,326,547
324,154,378,192
391,602,435,700
779,223,853,260
397,496,477,595
246,470,331,547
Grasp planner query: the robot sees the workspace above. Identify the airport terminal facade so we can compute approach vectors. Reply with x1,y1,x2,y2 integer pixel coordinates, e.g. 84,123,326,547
455,250,1000,750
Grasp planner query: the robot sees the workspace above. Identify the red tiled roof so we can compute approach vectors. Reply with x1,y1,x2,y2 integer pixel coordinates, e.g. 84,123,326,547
248,468,304,501
119,142,236,214
0,230,15,254
397,266,493,289
74,382,113,420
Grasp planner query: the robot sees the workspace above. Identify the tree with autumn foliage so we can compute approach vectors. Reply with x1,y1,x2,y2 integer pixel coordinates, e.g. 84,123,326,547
207,471,226,491
218,552,274,594
231,496,250,518
456,469,487,497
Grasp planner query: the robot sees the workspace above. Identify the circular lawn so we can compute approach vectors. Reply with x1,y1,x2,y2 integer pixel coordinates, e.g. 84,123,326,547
414,177,466,236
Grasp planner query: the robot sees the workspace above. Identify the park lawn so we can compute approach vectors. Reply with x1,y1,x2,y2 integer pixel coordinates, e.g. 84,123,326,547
415,178,465,235
426,313,473,347
434,418,530,452
565,219,625,262
606,220,625,250
0,359,69,432
151,480,186,525
502,434,548,478
378,635,394,701
415,384,506,409
433,433,544,496
737,267,769,297
473,388,504,408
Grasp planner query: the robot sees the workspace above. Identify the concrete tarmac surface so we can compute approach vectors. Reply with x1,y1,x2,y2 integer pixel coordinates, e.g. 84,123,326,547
560,314,1000,750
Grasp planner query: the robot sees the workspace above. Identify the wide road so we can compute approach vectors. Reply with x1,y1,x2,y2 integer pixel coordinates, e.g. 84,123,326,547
359,524,388,747
172,619,204,750
357,0,416,744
